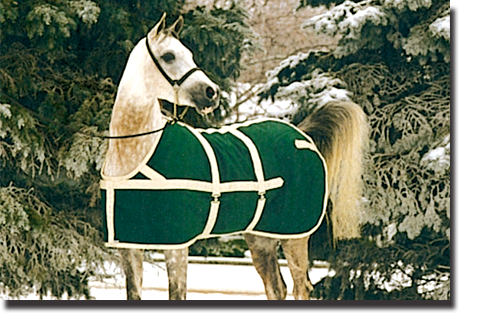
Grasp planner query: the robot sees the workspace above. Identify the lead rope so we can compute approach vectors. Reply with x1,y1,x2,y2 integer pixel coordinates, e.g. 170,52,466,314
102,121,169,140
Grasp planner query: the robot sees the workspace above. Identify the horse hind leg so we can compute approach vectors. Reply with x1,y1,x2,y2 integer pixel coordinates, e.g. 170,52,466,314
164,248,188,300
280,237,313,300
120,248,144,300
244,233,287,300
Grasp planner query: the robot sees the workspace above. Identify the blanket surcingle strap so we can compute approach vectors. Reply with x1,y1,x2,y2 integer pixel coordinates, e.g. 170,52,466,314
100,118,328,249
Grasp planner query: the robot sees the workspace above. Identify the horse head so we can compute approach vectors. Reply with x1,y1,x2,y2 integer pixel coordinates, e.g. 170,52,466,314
104,13,220,177
146,13,220,115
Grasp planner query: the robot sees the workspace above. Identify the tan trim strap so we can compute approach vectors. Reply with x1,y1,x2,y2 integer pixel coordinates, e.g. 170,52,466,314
201,200,220,237
104,220,323,250
105,182,116,244
295,139,318,152
229,129,266,195
179,123,222,237
140,165,167,181
245,196,266,232
100,177,283,193
182,124,221,197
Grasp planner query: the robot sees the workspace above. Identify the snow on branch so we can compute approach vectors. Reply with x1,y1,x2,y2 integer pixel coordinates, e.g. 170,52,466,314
273,70,350,106
430,15,450,41
302,0,388,38
302,0,388,58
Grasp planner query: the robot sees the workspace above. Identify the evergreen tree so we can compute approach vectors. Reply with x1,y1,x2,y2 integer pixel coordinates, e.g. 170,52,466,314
0,0,254,299
260,0,450,299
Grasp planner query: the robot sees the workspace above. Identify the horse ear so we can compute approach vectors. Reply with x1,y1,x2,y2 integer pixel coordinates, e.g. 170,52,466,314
151,12,168,36
169,16,184,37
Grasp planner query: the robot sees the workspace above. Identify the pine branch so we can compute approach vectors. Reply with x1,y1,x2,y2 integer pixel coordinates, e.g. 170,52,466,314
0,91,49,128
0,91,82,140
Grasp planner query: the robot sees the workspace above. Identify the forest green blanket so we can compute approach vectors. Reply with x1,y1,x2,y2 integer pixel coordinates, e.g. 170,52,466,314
101,118,327,249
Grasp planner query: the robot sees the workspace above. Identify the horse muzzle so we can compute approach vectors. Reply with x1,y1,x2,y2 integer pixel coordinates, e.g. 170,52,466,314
189,82,220,115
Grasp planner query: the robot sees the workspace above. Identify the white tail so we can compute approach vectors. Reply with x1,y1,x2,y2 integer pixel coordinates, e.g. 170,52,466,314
298,101,368,242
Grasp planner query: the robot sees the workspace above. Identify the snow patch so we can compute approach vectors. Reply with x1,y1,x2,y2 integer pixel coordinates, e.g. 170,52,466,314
303,1,388,38
422,134,450,168
223,82,299,124
430,15,450,40
0,103,12,118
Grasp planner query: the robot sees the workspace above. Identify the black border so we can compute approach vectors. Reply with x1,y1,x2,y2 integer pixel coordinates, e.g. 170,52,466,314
5,299,452,309
0,3,461,314
450,3,461,314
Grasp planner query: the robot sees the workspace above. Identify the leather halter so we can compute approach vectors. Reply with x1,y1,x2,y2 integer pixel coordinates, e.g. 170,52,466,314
145,35,202,90
103,36,200,140
145,35,203,121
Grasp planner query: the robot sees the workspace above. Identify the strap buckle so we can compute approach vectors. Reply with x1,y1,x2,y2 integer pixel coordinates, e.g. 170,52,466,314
212,192,221,202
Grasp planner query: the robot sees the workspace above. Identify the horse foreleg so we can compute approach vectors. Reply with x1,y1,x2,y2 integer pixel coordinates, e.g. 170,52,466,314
164,248,188,300
244,233,287,300
280,237,313,300
120,248,144,300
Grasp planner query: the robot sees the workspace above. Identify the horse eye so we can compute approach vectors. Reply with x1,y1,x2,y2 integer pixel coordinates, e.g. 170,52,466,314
162,52,175,63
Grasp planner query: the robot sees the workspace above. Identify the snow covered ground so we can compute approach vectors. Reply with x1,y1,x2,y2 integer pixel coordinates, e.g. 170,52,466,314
5,257,330,300
91,260,329,300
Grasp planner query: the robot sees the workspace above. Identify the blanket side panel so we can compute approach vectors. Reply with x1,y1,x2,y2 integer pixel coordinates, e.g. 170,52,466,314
113,189,211,245
148,123,211,181
239,121,326,235
200,130,260,234
107,124,214,246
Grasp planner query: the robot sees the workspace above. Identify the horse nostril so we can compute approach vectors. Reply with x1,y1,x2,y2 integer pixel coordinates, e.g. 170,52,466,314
206,86,216,100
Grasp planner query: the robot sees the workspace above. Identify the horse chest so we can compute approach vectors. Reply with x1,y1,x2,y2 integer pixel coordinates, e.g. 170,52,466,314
101,119,328,249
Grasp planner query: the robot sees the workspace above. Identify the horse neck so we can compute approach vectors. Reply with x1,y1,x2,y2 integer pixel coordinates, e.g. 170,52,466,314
103,39,169,177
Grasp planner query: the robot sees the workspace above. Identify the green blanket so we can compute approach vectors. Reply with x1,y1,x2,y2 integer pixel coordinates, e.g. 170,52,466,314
101,118,327,249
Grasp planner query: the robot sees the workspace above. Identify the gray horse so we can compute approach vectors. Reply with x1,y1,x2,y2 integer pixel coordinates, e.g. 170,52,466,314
101,13,368,300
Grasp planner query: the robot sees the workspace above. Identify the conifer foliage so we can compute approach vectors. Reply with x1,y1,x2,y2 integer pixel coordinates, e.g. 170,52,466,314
262,0,450,299
0,0,254,298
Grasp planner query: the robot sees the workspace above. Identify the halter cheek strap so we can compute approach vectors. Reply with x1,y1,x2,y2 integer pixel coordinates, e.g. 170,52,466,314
145,35,203,120
145,36,202,89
